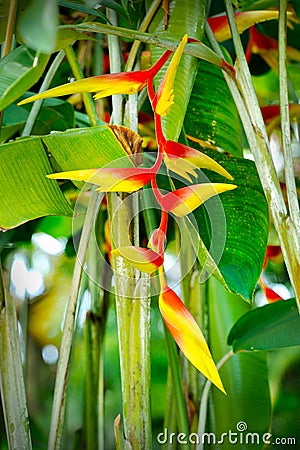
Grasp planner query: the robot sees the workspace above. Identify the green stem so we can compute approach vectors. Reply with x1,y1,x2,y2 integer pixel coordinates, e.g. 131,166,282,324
196,350,233,450
22,50,65,137
206,9,300,310
64,45,99,127
3,0,18,57
125,0,162,72
278,1,300,227
108,192,151,450
163,325,191,450
48,189,101,450
0,266,32,450
60,22,228,73
162,369,177,450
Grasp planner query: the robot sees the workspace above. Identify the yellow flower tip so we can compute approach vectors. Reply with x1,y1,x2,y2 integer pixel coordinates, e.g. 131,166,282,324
155,34,188,116
112,246,163,274
159,287,226,393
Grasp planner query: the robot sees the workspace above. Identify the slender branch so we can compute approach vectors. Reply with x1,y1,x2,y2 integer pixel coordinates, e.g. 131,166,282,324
278,0,300,227
196,350,233,450
59,22,229,73
64,45,99,127
125,0,162,72
3,0,18,57
22,50,65,137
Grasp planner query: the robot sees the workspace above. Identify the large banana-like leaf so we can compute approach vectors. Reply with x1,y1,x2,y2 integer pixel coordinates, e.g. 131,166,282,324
149,0,208,141
0,126,129,229
228,298,300,352
0,45,49,111
184,60,243,157
180,149,268,301
195,151,269,301
0,137,72,230
207,278,271,449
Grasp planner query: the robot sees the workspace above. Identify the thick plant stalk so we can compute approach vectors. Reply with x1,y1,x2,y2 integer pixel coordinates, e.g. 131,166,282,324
278,1,300,229
107,192,151,449
106,9,151,449
206,6,300,310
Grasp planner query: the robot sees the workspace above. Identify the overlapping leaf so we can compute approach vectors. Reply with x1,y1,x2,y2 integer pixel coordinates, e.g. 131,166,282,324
0,126,130,229
0,45,49,111
228,298,300,352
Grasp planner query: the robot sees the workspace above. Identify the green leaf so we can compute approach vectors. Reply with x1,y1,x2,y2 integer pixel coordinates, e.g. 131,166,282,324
149,0,208,141
228,298,300,352
0,126,129,229
25,98,75,135
0,272,33,450
232,0,279,9
55,28,97,51
18,0,58,54
191,150,268,301
42,125,130,171
184,60,243,157
207,278,271,447
0,104,28,143
0,137,72,230
1,99,75,143
58,1,108,23
0,45,49,111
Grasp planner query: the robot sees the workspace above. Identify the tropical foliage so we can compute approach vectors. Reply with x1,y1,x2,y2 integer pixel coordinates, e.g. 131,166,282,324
1,1,300,449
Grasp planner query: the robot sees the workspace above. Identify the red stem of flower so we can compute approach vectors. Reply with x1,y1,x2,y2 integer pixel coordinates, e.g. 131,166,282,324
159,209,168,236
149,49,172,78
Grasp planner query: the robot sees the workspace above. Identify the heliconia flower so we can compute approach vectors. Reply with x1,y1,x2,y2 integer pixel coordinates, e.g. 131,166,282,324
18,49,173,106
246,26,300,67
155,34,188,116
261,104,300,134
163,140,234,181
208,10,283,43
259,276,283,303
154,182,237,217
111,246,164,274
148,227,166,255
47,165,157,193
158,278,226,393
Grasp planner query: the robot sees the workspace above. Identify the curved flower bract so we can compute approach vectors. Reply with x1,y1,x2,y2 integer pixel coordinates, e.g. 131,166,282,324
155,34,188,116
47,166,158,193
159,285,226,393
157,182,237,217
18,71,151,106
112,246,164,274
164,140,234,181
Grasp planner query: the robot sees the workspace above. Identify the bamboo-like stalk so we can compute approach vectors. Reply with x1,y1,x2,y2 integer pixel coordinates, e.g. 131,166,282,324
0,267,32,450
106,8,152,449
278,1,300,229
206,5,300,310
